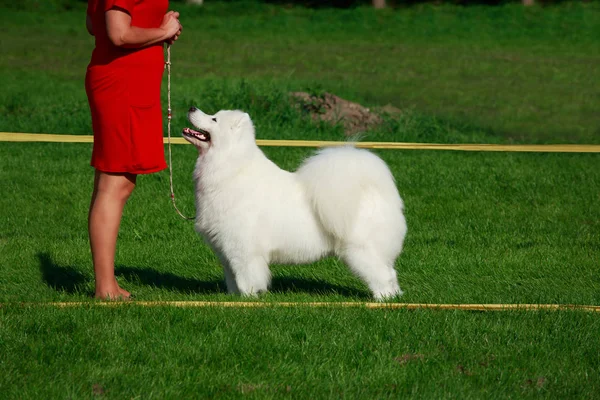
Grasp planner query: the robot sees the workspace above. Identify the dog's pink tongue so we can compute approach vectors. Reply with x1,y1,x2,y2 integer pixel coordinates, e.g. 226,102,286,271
183,127,209,142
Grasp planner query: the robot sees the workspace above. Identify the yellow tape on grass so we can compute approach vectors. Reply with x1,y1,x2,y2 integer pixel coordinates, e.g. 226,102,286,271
4,301,598,312
2,132,600,153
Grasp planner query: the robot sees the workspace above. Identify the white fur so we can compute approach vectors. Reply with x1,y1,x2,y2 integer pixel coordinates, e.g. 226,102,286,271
183,108,407,300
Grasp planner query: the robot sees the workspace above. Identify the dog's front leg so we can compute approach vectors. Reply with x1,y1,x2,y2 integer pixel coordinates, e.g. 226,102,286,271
228,256,271,296
217,255,240,294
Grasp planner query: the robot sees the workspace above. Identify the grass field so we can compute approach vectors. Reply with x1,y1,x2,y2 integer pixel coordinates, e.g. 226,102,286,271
1,1,600,398
1,1,600,143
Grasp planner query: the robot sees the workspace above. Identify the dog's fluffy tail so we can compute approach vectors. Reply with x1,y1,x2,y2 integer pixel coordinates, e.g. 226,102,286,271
296,145,403,239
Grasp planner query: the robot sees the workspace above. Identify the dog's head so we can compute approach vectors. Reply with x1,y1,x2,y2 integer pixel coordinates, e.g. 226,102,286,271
183,107,255,156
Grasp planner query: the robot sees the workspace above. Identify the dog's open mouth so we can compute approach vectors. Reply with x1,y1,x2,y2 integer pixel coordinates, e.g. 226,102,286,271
182,127,211,142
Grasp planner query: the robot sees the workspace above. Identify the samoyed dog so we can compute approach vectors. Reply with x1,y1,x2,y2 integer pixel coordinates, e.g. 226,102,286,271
182,107,407,300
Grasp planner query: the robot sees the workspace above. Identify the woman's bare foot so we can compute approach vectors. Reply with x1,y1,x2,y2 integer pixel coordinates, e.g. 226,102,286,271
95,281,132,300
118,286,131,298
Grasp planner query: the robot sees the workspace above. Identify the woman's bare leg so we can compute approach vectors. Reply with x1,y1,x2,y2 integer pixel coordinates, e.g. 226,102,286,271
89,170,137,299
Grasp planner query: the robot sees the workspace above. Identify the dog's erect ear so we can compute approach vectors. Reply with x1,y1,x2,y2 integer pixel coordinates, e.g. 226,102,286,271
237,112,251,126
233,112,252,131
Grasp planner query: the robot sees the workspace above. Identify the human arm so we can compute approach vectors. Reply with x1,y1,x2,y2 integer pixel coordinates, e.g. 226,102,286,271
105,8,181,48
86,14,94,36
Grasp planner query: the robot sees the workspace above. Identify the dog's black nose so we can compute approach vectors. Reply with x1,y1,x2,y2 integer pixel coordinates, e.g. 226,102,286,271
189,106,198,113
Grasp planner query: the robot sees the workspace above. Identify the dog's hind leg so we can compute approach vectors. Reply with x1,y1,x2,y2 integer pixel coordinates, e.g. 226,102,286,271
341,247,402,301
230,256,271,297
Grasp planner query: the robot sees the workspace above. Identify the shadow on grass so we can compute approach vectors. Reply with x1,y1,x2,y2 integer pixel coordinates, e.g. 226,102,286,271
38,252,90,294
271,276,370,299
116,266,226,294
116,266,369,298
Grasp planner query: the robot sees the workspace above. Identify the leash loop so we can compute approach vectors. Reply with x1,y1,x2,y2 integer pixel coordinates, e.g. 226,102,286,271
166,44,195,221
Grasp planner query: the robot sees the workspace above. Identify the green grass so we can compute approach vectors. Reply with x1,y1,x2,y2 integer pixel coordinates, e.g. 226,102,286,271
1,142,599,397
0,1,599,142
2,306,600,399
1,1,600,398
2,143,599,305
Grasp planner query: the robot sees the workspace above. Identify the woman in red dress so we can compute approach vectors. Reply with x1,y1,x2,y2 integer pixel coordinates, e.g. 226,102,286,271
85,0,182,299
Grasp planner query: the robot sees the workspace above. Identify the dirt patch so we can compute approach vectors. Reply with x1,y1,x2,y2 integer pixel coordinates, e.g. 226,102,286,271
290,92,401,136
456,365,473,376
92,384,106,396
522,377,547,389
394,353,425,365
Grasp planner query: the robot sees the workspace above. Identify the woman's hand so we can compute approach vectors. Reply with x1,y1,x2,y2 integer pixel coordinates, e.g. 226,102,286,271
161,11,182,44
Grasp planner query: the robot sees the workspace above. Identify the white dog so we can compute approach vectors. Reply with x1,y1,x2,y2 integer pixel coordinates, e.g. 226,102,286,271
183,107,407,300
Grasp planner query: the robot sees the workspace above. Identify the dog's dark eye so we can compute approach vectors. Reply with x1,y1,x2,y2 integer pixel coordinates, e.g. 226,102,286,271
212,117,217,122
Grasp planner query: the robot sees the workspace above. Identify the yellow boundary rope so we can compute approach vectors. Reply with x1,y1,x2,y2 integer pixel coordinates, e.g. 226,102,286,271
1,132,599,153
4,301,599,312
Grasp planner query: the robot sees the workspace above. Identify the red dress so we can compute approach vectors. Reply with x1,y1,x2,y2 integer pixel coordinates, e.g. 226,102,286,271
86,0,169,174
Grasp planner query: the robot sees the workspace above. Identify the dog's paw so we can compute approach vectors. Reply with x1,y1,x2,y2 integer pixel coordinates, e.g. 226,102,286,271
238,288,268,298
373,288,404,302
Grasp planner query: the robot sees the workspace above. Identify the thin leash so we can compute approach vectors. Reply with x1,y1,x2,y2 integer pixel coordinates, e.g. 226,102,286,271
165,44,195,221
